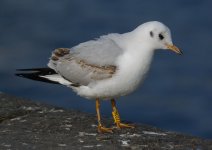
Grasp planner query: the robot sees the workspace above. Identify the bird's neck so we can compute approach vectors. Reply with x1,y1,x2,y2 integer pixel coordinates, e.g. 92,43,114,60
116,31,156,52
111,31,155,67
124,45,154,71
118,38,154,74
113,31,155,71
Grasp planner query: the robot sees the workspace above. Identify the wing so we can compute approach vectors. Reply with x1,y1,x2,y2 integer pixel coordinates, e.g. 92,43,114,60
47,34,122,86
71,33,123,66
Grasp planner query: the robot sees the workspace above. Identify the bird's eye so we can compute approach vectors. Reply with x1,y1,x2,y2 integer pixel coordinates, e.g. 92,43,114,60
150,31,154,37
159,33,164,40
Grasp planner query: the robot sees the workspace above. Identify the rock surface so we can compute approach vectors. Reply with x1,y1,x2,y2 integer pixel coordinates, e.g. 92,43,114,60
0,93,211,150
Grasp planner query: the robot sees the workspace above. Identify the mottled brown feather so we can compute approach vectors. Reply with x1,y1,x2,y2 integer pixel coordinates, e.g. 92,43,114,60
50,48,117,82
53,48,70,57
76,59,116,80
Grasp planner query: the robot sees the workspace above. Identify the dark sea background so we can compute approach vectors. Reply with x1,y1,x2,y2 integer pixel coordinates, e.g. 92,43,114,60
1,0,212,138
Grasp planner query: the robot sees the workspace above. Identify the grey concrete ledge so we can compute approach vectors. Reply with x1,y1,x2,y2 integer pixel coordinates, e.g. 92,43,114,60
0,93,211,150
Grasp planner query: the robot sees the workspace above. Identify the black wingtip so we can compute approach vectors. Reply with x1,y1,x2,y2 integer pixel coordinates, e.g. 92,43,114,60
15,67,59,84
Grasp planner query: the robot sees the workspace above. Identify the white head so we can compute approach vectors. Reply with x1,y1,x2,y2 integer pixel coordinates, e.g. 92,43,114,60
133,21,182,54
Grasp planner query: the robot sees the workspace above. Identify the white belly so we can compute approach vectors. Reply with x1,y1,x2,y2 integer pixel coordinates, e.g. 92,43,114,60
74,50,154,100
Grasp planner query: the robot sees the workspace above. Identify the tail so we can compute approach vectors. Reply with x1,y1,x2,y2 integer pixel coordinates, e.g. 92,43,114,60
15,68,59,84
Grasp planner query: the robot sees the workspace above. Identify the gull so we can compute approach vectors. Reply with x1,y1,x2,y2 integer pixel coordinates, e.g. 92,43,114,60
16,21,182,133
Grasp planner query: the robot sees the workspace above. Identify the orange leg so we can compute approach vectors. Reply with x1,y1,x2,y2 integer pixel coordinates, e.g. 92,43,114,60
111,99,134,129
96,98,113,133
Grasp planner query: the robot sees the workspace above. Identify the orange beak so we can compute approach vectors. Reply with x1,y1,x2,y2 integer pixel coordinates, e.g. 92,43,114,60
165,44,183,55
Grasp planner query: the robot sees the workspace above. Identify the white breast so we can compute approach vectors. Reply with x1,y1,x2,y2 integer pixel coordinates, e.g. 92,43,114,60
115,48,153,95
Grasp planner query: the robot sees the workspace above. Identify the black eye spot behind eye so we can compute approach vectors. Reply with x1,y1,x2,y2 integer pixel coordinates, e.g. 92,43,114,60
159,33,164,40
150,31,154,37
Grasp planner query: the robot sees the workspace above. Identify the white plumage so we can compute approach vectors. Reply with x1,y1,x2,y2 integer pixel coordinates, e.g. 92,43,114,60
45,21,181,100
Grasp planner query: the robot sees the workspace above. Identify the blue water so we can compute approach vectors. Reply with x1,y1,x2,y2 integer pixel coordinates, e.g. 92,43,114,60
1,0,212,139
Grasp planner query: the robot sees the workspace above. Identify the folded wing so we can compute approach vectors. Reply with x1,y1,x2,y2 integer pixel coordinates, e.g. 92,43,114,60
48,34,123,86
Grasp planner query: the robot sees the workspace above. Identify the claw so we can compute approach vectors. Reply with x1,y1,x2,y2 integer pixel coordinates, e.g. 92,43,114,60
117,123,135,129
98,125,113,133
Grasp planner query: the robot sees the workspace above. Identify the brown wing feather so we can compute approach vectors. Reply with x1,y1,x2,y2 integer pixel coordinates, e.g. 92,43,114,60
49,48,117,86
